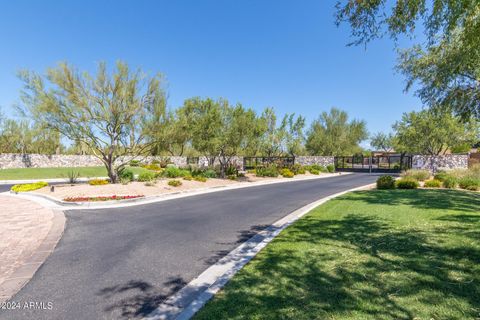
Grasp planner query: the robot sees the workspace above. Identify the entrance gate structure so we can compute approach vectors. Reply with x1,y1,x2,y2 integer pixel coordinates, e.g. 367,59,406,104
334,154,412,173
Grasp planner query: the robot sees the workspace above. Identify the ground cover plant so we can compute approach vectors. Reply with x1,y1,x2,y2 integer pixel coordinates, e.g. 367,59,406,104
168,179,182,187
11,181,48,192
195,189,480,320
64,195,144,202
88,178,109,186
396,178,419,189
424,179,441,188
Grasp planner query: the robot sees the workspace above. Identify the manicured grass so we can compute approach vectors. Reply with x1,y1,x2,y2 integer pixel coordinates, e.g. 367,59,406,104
195,189,480,320
0,166,149,180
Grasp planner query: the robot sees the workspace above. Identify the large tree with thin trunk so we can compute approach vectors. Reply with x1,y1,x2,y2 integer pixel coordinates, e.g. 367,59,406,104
18,61,166,183
306,108,368,156
393,109,479,155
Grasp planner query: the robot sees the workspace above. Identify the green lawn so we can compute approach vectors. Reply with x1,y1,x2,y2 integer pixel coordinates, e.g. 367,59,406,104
0,166,149,180
195,189,480,320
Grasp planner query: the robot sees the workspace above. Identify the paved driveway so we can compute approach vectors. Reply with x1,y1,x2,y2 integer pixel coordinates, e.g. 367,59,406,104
0,173,378,320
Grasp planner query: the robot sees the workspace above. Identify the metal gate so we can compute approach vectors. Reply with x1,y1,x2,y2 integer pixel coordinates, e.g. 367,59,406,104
334,155,412,173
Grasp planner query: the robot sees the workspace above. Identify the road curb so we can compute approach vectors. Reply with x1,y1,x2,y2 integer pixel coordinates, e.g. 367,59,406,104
144,182,377,320
0,209,65,303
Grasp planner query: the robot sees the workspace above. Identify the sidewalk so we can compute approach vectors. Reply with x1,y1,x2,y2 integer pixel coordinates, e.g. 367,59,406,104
0,196,64,302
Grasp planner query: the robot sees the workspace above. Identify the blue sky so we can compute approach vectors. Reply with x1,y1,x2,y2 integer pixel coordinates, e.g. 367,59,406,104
0,0,422,144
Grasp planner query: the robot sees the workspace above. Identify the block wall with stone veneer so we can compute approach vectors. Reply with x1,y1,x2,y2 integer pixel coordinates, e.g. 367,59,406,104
412,154,469,172
294,156,335,167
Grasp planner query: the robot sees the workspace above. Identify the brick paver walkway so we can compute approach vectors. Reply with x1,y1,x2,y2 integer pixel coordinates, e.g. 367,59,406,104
0,196,57,301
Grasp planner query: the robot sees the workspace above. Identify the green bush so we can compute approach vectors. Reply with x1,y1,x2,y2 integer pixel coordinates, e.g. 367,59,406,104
401,169,430,181
326,164,335,173
376,175,395,189
424,179,442,188
129,159,141,167
228,175,237,180
163,166,189,178
256,165,279,177
183,175,193,181
11,181,48,192
65,170,80,184
138,171,155,182
168,179,182,187
88,179,109,185
280,168,295,178
442,176,457,189
225,165,238,176
194,176,207,182
118,169,134,182
396,178,419,189
458,176,480,191
309,168,320,175
202,169,217,178
433,171,449,182
291,164,306,174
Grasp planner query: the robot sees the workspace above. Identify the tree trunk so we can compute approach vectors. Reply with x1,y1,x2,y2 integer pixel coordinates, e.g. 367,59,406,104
104,160,118,183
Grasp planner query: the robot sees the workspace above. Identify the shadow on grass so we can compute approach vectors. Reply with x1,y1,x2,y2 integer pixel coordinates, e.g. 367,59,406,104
195,190,480,320
339,188,480,212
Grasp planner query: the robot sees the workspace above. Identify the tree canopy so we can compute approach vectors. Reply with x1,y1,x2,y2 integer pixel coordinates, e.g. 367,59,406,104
370,132,395,152
18,61,166,182
335,0,480,119
393,109,478,155
306,108,368,156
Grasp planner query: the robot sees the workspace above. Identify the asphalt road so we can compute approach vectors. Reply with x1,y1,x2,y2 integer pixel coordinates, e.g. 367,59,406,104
1,173,379,320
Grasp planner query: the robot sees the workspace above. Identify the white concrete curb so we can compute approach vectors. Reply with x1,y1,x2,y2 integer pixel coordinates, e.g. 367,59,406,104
1,173,352,210
143,182,376,320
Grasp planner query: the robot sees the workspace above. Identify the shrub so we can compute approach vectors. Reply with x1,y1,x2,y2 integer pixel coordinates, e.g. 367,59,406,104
424,179,442,188
137,171,155,182
401,169,430,181
255,165,278,177
143,163,162,171
65,170,80,184
433,171,449,182
202,169,217,178
442,176,457,189
144,181,156,186
11,181,48,192
120,177,130,185
280,168,295,178
163,166,189,178
228,175,237,180
183,175,193,181
151,159,160,165
168,179,182,187
194,176,207,182
225,165,238,176
291,164,306,175
326,164,335,173
247,169,256,174
396,178,419,189
458,176,480,191
129,159,141,167
118,169,134,182
88,179,109,186
376,175,395,189
309,168,320,175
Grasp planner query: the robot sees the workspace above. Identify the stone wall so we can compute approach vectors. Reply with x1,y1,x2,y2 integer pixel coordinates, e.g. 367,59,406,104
0,153,468,172
412,154,469,172
295,156,334,167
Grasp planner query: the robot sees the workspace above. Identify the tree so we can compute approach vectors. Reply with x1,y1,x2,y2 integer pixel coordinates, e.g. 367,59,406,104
370,132,394,152
257,108,305,157
306,108,368,156
335,0,480,119
392,109,479,155
179,97,261,177
18,61,166,183
0,118,63,154
149,108,191,156
397,31,480,120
